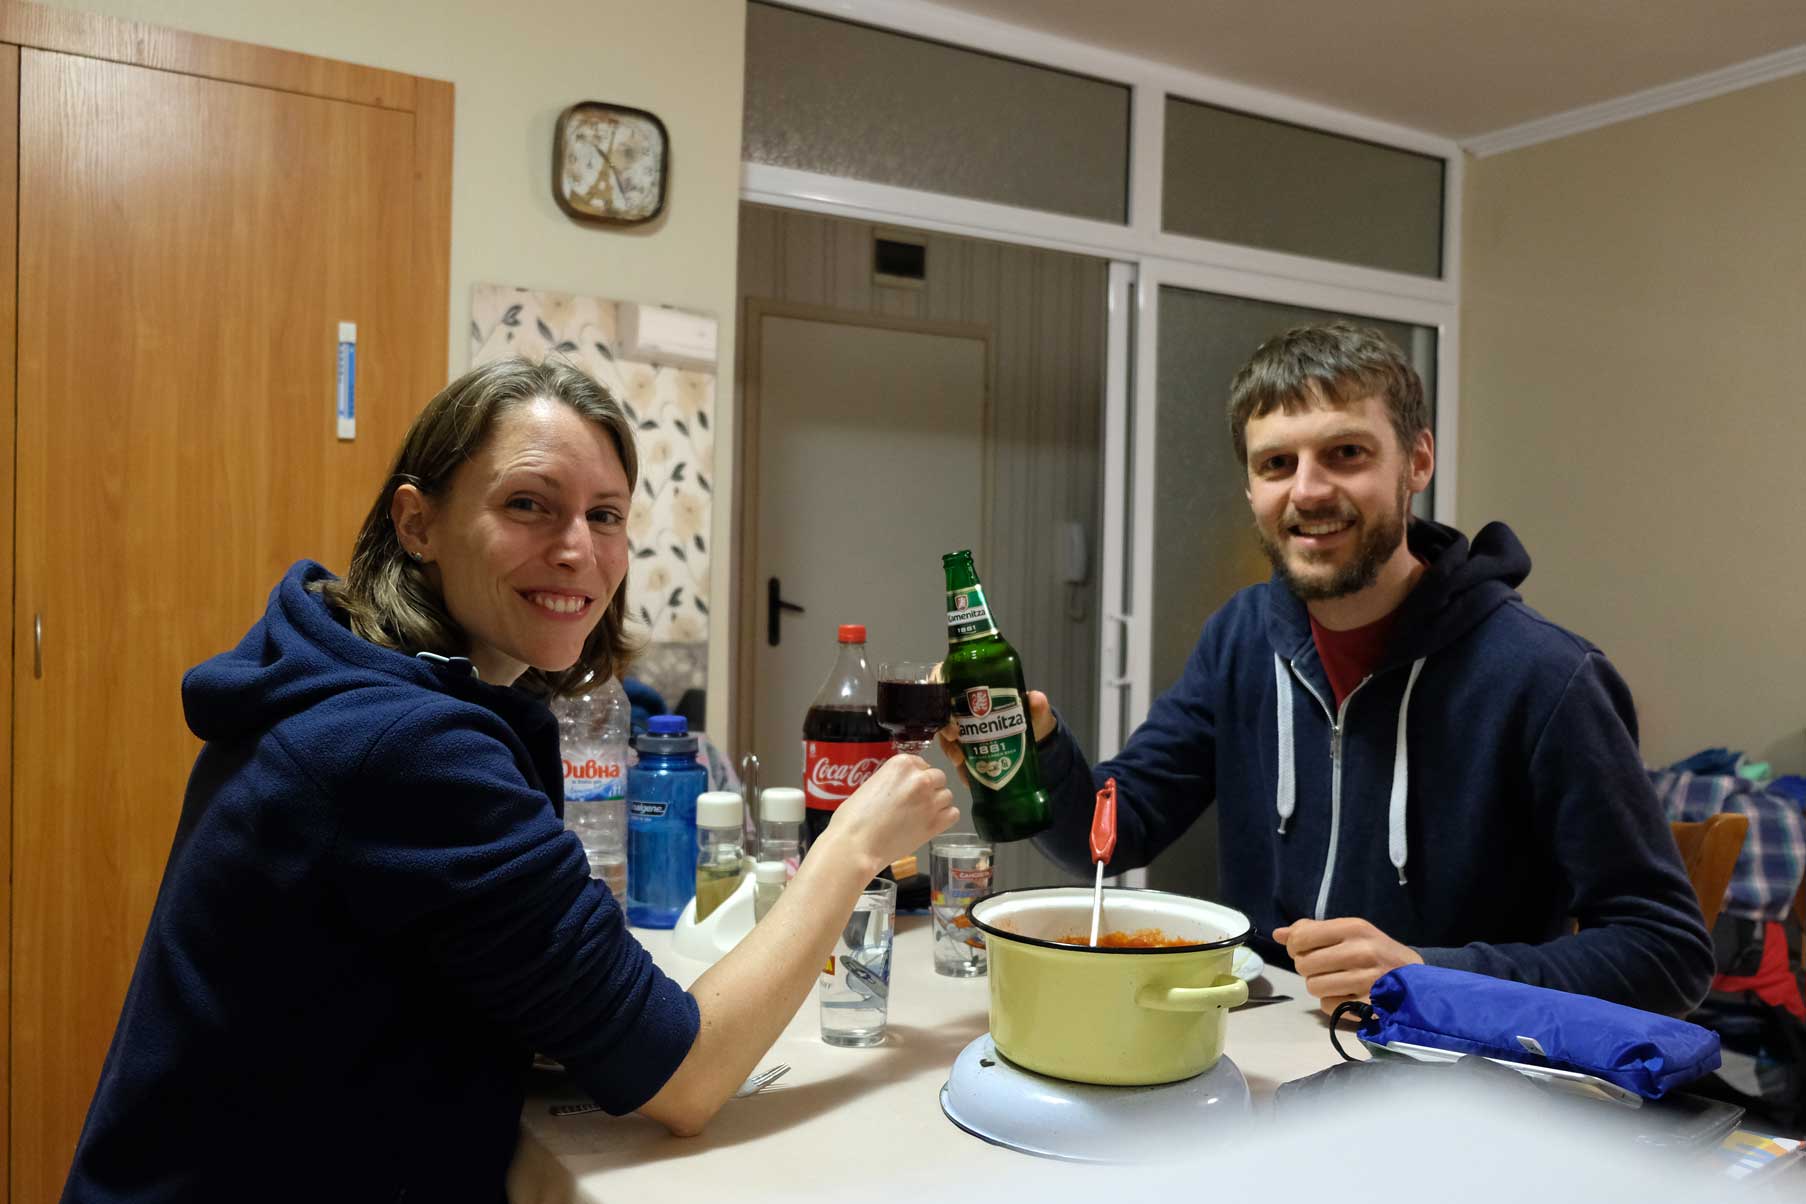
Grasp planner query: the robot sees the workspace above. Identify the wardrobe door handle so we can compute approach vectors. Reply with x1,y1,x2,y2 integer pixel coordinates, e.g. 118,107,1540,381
34,613,43,679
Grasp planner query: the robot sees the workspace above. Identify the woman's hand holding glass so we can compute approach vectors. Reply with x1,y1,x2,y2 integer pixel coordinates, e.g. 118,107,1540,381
818,753,958,878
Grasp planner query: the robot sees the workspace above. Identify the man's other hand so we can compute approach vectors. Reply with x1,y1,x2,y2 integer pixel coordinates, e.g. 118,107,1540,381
936,689,1055,787
1271,916,1424,1016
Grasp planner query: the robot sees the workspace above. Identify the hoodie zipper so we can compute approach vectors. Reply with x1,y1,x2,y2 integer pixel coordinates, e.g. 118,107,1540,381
1284,663,1371,921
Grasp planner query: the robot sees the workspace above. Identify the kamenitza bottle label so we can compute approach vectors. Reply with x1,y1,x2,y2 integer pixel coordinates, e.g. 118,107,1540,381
954,685,1029,791
946,586,996,643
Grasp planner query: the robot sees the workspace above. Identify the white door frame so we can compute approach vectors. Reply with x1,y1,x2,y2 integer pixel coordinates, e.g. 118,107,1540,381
739,0,1465,762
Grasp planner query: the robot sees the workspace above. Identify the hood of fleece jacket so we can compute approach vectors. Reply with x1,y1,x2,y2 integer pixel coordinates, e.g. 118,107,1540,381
1262,520,1532,891
183,561,553,747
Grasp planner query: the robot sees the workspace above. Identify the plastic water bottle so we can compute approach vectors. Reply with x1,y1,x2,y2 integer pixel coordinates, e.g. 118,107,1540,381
626,715,708,929
552,677,631,898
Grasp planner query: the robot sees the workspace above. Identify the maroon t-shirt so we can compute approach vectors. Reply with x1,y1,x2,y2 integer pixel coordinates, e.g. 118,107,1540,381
1309,609,1401,708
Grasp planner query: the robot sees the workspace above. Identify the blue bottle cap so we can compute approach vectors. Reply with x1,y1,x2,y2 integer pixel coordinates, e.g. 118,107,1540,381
635,713,699,756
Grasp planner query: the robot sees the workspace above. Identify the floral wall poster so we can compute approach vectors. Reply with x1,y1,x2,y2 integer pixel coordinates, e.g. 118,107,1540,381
470,285,714,701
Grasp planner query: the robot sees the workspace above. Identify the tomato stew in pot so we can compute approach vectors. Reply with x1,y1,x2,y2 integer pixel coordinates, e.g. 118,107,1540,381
1053,928,1195,949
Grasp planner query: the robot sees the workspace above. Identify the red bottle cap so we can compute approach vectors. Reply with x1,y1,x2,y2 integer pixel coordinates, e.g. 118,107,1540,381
837,624,867,643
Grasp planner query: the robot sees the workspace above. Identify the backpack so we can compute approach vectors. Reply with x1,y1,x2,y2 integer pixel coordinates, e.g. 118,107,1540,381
1686,986,1806,1131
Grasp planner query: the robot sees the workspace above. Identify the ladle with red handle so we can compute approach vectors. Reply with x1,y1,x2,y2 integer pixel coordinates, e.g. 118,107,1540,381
1088,777,1117,947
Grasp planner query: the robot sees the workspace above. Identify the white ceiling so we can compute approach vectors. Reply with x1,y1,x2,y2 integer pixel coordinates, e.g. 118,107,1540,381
934,0,1806,140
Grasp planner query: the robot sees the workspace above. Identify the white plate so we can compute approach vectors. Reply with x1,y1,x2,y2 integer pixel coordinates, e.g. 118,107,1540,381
941,1034,1251,1162
1231,946,1264,981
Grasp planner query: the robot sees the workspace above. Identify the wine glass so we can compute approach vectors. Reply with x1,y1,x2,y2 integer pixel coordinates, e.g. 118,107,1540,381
875,660,951,755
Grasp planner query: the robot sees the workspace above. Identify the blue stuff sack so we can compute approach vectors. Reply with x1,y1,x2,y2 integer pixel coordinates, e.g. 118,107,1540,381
1347,964,1721,1100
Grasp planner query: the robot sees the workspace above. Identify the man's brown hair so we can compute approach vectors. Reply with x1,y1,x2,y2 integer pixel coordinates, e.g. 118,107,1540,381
1227,322,1428,466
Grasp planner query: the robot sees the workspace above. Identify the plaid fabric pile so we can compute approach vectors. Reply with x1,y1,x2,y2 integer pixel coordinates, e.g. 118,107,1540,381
1650,770,1806,922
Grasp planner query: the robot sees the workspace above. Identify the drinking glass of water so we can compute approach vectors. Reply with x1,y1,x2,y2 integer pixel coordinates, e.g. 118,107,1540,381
819,878,897,1047
930,835,992,977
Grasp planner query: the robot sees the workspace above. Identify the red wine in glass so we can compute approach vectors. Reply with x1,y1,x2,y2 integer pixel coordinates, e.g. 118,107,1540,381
876,662,950,753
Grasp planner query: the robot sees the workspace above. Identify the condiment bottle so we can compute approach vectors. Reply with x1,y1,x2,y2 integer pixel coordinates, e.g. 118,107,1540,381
752,860,787,922
694,791,747,923
757,786,805,880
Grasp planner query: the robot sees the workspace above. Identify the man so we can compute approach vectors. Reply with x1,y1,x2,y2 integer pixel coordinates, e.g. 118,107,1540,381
943,322,1712,1016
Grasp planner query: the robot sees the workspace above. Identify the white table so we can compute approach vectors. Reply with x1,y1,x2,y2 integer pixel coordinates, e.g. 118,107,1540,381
507,916,1343,1202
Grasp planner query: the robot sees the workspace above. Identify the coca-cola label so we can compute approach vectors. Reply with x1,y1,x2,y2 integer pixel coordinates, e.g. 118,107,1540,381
946,586,997,643
803,739,893,811
563,756,626,802
955,685,1028,791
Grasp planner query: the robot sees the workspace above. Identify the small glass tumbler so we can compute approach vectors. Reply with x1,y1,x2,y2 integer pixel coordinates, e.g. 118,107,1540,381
930,835,993,977
819,878,898,1047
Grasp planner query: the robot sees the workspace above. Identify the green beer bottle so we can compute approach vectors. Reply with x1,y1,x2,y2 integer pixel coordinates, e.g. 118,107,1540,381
942,550,1052,842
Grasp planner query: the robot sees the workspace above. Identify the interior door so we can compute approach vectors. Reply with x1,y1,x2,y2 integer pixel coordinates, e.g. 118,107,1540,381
750,313,985,824
13,49,419,1197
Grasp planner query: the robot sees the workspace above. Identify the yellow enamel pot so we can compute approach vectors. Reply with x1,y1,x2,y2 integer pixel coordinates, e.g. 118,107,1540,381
968,886,1251,1086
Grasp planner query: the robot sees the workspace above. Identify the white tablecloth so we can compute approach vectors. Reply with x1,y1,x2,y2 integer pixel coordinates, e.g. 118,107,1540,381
507,915,1342,1202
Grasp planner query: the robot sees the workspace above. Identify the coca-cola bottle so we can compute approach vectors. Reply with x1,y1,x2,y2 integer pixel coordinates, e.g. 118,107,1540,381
801,624,892,856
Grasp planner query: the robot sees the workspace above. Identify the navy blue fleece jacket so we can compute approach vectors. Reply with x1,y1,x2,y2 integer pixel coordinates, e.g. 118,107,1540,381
64,562,698,1204
1034,521,1713,1014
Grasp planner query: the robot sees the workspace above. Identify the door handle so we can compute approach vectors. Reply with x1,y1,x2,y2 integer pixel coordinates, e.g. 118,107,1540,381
768,577,805,646
1103,612,1131,689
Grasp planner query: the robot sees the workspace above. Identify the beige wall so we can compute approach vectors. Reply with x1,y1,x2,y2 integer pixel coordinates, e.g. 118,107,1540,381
1461,74,1806,773
49,0,747,735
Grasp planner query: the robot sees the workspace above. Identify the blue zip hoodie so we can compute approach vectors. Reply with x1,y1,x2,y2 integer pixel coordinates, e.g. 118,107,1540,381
1033,520,1713,1014
64,562,699,1204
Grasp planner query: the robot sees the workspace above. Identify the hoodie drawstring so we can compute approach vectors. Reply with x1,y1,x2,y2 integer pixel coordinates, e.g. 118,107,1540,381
1388,658,1426,885
1274,654,1428,887
1273,654,1295,834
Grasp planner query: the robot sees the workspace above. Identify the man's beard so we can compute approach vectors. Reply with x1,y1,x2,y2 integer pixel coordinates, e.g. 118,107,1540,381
1258,476,1410,603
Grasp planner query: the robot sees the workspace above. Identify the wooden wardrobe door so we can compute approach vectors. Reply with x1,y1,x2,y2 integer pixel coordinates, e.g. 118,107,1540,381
14,49,418,1197
0,41,17,1204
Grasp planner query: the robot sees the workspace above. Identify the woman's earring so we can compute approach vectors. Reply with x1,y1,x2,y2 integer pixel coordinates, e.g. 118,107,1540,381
410,551,424,563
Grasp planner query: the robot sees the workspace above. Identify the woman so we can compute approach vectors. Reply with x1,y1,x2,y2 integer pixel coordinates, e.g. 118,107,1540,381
64,358,955,1202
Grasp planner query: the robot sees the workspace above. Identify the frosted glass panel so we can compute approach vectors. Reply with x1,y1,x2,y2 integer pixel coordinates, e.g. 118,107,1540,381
1144,288,1437,898
1163,97,1444,277
745,2,1130,223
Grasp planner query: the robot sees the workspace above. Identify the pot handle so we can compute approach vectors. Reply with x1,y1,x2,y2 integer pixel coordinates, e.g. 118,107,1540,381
1134,975,1249,1013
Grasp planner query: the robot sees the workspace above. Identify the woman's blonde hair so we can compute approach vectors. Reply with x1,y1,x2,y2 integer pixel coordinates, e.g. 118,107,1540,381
315,356,639,698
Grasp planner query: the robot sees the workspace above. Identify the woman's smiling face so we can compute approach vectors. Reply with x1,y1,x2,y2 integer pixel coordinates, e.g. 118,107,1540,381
395,396,632,685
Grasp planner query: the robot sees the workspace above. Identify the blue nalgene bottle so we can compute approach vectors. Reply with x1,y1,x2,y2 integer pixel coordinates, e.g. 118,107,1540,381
626,715,707,928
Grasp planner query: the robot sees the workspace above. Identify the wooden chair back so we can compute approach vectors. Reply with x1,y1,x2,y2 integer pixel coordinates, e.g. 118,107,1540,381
1670,813,1750,933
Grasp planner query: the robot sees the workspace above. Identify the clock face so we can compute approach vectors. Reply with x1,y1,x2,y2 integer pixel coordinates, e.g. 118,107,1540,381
557,103,667,224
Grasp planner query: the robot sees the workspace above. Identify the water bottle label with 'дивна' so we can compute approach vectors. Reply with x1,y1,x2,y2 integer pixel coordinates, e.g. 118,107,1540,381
945,586,996,643
954,685,1028,791
564,756,626,802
